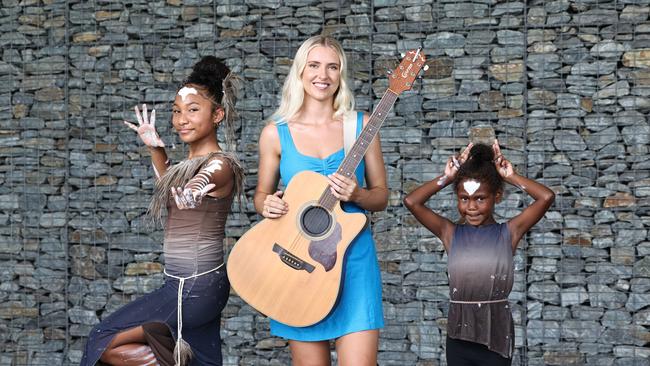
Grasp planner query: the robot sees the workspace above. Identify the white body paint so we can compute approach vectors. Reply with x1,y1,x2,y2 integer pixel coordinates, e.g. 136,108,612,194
463,180,481,196
178,86,198,101
188,160,223,187
203,159,223,173
121,345,154,362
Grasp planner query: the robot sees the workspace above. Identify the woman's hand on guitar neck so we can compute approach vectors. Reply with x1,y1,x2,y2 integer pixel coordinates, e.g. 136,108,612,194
327,173,359,202
262,190,288,218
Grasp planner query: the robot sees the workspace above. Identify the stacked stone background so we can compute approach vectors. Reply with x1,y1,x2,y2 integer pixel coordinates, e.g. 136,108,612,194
1,0,649,364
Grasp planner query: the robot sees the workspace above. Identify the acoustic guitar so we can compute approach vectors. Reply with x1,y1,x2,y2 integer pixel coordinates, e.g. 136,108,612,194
227,49,427,327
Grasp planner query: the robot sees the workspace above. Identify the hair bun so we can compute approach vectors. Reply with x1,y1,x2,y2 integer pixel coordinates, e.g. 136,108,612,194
185,56,230,99
192,56,229,81
469,143,494,164
454,142,503,194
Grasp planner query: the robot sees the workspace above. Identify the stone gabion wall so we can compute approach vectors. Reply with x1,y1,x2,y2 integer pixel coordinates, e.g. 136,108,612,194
1,0,649,365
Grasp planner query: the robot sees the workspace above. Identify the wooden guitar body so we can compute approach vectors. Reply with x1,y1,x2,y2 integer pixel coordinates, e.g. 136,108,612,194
227,170,368,327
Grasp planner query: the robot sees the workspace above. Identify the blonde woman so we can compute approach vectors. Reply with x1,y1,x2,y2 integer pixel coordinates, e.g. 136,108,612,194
254,35,388,365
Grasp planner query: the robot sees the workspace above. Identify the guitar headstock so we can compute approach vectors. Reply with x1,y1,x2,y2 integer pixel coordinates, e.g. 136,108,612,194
388,49,427,94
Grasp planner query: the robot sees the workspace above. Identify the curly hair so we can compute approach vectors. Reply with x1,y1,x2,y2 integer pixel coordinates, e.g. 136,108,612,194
181,56,241,150
453,143,504,194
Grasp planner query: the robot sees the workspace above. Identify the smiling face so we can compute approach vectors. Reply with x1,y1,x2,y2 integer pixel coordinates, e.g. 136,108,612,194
456,178,501,226
301,45,341,103
172,85,223,145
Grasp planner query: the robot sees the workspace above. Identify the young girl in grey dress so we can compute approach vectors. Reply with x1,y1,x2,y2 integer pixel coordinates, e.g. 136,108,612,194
404,141,555,366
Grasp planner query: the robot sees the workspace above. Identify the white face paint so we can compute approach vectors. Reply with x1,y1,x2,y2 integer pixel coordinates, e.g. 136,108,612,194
178,86,198,101
463,180,481,196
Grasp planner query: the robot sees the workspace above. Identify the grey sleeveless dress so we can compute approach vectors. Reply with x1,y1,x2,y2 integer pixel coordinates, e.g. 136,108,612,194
447,223,514,358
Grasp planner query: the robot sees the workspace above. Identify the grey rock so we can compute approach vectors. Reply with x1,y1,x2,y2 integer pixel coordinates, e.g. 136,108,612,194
588,284,628,309
467,30,495,45
573,9,619,25
421,79,456,102
595,81,630,99
497,30,524,46
528,281,561,305
584,126,621,151
492,2,524,16
615,229,647,246
633,257,650,277
621,124,650,145
618,96,650,109
553,130,587,151
345,14,371,35
405,5,432,22
560,286,589,306
602,309,632,327
423,32,465,50
561,320,602,342
545,0,570,14
591,40,627,59
527,53,561,71
68,307,99,325
527,320,560,345
621,5,649,23
571,61,617,76
184,23,215,39
458,80,490,95
443,2,487,18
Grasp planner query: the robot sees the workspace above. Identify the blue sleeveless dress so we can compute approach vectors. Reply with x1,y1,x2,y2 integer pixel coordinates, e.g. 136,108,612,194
270,112,384,341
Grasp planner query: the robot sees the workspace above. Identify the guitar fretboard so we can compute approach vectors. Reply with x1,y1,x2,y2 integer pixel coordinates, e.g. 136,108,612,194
319,90,399,210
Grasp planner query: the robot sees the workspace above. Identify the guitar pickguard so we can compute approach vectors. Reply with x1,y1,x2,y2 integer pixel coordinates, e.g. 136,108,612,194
308,222,342,271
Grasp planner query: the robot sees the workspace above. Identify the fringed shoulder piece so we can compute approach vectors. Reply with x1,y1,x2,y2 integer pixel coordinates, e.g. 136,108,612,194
148,151,244,224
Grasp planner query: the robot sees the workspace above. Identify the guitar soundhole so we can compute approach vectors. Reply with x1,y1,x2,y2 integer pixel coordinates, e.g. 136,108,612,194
301,206,332,237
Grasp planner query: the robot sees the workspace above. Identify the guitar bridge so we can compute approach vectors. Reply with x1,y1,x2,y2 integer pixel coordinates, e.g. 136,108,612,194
272,244,315,273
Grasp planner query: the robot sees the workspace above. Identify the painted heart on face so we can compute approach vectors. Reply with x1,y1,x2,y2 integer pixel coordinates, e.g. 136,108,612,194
463,180,481,196
178,86,198,101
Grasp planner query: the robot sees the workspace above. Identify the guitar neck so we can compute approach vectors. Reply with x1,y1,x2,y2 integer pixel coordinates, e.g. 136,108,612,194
319,89,399,210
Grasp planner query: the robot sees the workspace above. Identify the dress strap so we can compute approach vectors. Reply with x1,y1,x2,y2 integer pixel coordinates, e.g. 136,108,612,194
274,121,299,155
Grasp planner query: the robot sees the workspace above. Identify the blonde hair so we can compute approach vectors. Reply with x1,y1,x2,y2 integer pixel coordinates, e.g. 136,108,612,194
271,35,355,124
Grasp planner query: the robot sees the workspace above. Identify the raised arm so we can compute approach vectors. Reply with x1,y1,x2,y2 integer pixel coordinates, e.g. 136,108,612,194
253,123,287,218
493,141,555,250
170,157,234,210
124,104,170,179
403,144,473,252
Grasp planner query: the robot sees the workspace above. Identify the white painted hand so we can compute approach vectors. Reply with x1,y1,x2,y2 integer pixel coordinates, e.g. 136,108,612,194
124,104,165,148
170,184,215,210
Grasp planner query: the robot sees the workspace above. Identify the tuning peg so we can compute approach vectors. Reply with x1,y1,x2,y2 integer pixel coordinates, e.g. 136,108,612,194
423,65,429,71
400,52,405,58
387,69,392,75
